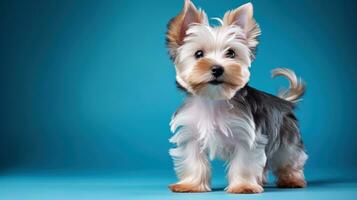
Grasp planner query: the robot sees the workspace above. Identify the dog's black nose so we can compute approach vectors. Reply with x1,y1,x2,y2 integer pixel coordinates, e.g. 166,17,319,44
211,65,224,78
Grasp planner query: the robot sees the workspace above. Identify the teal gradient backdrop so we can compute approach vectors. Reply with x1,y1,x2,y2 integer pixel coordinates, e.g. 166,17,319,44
1,0,357,174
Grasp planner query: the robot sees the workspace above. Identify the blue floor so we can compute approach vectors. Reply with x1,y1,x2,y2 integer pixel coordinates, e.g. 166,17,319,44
0,169,356,200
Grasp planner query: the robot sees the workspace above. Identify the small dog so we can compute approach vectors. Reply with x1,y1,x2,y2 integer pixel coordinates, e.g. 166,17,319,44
166,0,307,194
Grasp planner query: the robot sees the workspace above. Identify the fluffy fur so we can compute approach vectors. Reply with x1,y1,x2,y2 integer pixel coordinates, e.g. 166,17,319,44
166,0,307,194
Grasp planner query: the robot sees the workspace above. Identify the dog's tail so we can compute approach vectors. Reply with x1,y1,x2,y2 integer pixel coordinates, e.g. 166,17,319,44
271,68,306,102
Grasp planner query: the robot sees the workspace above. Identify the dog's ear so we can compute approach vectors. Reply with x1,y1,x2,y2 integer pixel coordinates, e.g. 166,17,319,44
166,0,208,60
223,3,260,53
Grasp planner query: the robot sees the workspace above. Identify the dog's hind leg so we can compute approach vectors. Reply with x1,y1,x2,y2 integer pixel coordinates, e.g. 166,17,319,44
269,116,308,188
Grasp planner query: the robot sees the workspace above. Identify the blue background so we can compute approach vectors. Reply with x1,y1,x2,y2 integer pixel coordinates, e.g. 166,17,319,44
0,0,357,199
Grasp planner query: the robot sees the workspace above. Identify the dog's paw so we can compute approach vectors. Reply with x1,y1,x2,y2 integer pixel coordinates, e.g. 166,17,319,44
277,178,306,188
169,183,210,193
226,183,264,194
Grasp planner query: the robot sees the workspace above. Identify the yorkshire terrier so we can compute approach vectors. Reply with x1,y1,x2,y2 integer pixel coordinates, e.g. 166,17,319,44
166,0,307,194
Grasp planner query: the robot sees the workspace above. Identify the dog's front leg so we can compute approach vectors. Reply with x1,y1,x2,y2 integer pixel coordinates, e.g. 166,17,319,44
226,143,266,194
169,139,211,193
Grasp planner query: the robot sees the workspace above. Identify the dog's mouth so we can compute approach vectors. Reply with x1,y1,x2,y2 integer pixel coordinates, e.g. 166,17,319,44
208,80,224,85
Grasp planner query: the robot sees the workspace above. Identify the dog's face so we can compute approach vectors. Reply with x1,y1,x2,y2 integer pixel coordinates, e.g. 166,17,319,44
166,0,260,100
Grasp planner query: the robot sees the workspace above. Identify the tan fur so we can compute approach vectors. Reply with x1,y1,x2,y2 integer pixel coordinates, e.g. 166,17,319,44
226,183,264,194
166,10,185,51
188,61,249,97
275,165,306,188
169,183,210,193
167,1,307,194
188,58,215,91
222,3,261,53
166,0,207,58
272,68,306,102
223,63,250,87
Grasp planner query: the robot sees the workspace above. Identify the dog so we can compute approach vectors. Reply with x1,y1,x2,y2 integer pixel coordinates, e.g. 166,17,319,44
166,0,307,194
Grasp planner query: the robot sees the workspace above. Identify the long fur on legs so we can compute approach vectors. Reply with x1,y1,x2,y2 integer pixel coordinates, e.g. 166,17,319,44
166,0,307,194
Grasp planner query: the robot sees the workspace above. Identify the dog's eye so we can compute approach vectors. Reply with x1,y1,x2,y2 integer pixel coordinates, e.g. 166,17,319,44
225,49,236,58
194,50,204,59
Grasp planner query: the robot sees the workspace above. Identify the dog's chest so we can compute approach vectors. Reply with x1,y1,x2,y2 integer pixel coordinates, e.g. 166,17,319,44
170,97,256,159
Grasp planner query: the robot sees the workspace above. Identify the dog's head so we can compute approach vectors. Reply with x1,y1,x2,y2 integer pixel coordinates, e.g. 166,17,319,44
166,0,260,100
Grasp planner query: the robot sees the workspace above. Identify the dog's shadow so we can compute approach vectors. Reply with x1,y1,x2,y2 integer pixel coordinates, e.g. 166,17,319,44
211,178,357,192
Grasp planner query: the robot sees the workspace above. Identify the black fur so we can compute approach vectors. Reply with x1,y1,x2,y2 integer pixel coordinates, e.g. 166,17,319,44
232,85,304,157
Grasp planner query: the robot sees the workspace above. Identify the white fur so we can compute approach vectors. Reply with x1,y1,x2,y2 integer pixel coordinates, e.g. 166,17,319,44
226,136,266,189
169,138,211,191
168,1,306,192
174,23,252,97
169,97,268,189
